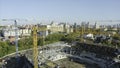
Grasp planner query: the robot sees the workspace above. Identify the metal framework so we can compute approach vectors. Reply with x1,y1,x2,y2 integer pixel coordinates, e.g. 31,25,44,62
33,26,38,68
14,20,19,57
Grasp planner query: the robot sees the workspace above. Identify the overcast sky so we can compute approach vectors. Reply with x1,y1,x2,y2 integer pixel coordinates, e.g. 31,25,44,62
0,0,120,25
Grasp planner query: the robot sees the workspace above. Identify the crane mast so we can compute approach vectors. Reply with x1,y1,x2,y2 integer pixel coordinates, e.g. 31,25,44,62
14,20,19,57
33,26,38,68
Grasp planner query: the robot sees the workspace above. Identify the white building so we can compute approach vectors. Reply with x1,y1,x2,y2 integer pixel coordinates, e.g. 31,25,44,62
2,26,31,37
94,22,100,29
37,22,73,35
49,22,73,34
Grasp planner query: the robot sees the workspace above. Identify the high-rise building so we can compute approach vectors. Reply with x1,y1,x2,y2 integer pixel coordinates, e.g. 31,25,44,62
94,22,100,29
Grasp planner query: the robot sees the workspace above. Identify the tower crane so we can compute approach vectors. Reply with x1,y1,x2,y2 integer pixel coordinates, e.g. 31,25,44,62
32,26,38,68
32,25,46,68
1,19,20,68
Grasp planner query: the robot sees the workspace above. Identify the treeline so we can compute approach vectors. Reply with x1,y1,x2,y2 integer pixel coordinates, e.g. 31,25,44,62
0,33,65,57
61,32,80,43
0,41,16,57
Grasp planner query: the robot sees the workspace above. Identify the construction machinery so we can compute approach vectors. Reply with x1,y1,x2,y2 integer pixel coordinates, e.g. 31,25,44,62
32,25,46,68
33,26,38,68
14,20,19,59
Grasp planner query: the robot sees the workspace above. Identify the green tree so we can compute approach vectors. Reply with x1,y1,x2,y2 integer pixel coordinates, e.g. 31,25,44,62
0,41,9,57
18,37,33,50
45,33,64,42
38,37,44,46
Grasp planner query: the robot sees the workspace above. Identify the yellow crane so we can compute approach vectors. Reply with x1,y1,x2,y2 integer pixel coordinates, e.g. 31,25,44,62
32,25,47,68
33,26,38,68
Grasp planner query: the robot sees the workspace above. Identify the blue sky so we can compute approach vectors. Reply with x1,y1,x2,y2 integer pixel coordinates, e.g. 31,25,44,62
0,0,120,25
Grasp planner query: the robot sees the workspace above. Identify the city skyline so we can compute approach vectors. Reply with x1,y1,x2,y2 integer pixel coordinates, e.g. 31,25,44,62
0,0,120,25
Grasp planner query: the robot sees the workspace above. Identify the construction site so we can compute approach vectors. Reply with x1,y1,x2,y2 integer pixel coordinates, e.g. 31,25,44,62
0,41,120,68
0,21,120,68
1,0,120,67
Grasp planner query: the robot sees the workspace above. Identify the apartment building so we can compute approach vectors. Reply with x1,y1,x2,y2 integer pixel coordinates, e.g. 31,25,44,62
2,26,31,38
37,22,73,36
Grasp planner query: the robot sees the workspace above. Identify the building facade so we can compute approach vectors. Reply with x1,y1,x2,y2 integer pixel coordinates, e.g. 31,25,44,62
37,22,73,36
